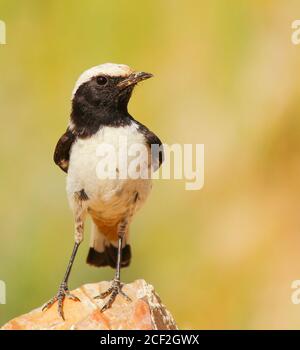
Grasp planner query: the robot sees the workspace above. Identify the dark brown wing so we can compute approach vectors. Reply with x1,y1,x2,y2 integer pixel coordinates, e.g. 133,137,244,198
53,128,77,173
136,122,164,172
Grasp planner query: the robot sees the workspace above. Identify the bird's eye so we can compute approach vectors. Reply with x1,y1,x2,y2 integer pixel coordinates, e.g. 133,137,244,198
96,76,108,86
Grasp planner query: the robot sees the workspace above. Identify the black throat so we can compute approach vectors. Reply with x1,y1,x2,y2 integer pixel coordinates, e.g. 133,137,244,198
70,85,134,138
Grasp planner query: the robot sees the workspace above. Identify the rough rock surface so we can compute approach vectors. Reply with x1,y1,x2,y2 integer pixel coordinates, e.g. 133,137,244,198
1,279,177,330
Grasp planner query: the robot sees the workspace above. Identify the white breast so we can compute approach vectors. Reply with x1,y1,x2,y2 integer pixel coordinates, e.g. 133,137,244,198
66,123,152,220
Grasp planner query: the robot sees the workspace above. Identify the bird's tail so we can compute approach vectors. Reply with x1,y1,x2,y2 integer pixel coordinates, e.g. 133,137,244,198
86,222,131,268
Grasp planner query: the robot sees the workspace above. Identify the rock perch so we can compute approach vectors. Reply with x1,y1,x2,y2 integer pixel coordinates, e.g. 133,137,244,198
1,279,177,330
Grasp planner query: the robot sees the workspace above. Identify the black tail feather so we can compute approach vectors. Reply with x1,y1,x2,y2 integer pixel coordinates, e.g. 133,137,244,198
86,244,131,268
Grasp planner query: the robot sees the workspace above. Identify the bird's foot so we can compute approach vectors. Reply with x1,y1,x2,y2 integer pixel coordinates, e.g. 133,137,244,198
42,282,80,320
95,278,132,312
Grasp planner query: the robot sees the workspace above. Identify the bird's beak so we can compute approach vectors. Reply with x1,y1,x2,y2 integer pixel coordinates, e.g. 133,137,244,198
117,71,153,89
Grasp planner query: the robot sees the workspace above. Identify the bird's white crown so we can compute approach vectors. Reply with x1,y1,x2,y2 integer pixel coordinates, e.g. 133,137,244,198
72,63,133,98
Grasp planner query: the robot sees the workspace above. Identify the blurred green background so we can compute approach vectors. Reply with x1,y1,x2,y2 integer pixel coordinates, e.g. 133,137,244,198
1,0,300,329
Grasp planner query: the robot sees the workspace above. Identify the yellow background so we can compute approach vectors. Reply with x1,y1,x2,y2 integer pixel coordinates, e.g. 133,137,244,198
1,0,300,329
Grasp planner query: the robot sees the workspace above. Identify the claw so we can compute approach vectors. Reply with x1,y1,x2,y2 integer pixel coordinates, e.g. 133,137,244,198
42,283,80,320
58,296,64,320
68,293,80,302
120,289,132,302
95,279,131,312
96,287,114,299
42,296,58,311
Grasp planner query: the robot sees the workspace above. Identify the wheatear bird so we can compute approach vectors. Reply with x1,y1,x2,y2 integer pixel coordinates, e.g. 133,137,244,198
43,63,163,319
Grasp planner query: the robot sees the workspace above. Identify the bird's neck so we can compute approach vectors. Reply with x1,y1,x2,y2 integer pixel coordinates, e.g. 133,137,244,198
70,98,132,138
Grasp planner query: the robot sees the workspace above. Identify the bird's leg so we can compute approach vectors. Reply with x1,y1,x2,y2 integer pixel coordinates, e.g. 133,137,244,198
42,242,81,319
95,219,132,312
42,190,87,320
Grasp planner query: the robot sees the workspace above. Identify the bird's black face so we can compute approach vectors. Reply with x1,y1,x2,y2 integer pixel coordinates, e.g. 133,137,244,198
71,71,153,137
75,75,132,111
74,71,153,112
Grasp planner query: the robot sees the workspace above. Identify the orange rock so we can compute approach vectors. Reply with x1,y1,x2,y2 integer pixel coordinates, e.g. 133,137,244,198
1,279,177,330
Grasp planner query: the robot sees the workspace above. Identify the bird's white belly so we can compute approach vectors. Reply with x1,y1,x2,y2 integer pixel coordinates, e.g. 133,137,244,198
66,124,152,219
